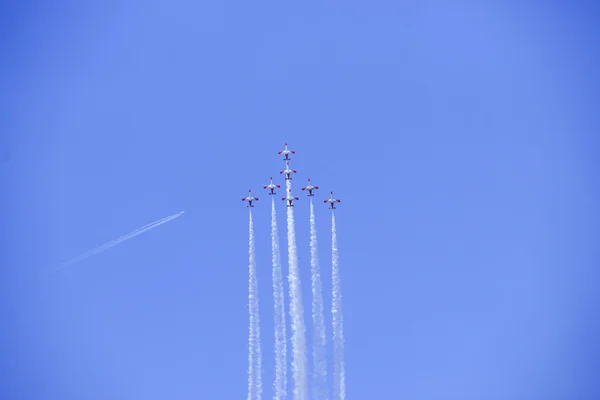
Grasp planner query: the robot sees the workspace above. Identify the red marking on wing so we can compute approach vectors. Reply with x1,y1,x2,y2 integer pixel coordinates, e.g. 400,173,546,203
276,184,281,188
263,185,268,188
292,170,297,173
255,197,259,200
278,151,283,154
314,186,319,189
280,170,284,174
301,187,306,190
281,197,286,201
291,150,296,154
242,197,247,201
324,200,328,203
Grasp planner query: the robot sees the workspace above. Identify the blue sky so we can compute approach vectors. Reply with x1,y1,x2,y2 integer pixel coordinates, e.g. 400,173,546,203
1,1,599,399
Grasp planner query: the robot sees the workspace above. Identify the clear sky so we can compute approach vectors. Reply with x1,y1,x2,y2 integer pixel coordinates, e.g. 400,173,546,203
1,1,599,399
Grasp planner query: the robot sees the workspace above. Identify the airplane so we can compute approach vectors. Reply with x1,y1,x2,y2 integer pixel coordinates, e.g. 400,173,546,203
242,190,259,208
280,161,297,180
263,177,281,195
301,178,319,197
324,191,340,210
278,142,296,161
282,188,299,207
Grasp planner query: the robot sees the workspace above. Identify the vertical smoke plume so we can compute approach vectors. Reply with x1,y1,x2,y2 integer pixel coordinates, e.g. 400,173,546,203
248,211,263,400
331,213,346,400
285,179,308,399
271,198,287,400
309,199,328,399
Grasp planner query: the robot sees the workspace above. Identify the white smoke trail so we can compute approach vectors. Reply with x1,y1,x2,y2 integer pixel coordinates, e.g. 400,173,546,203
331,213,346,400
309,199,328,400
271,198,287,400
248,211,263,400
247,211,254,400
285,179,308,400
40,211,184,277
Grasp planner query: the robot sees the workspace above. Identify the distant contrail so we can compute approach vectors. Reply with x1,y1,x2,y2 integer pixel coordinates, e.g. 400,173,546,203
248,210,263,400
40,211,184,277
331,213,346,400
285,179,308,400
309,199,328,400
271,197,287,400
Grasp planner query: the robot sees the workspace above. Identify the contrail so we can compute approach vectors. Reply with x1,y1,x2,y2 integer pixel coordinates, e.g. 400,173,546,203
285,179,307,400
40,211,184,277
331,213,346,400
271,197,287,400
248,210,263,400
309,199,328,400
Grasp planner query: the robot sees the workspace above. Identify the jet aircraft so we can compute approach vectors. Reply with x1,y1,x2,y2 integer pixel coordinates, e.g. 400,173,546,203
242,190,259,208
278,142,296,161
324,191,341,210
263,177,281,195
280,161,297,180
282,188,299,207
301,178,319,196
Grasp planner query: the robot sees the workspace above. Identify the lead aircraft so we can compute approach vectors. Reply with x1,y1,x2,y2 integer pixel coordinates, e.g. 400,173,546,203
278,142,296,161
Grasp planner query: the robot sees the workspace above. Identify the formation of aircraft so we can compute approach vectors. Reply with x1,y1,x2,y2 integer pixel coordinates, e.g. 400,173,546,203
242,190,259,208
301,178,319,197
282,188,299,207
263,177,281,195
242,143,341,210
324,191,341,210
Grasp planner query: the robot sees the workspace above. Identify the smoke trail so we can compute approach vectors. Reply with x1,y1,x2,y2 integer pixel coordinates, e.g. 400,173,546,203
248,211,263,400
309,199,328,399
285,179,308,400
271,198,287,400
331,213,346,400
40,211,184,277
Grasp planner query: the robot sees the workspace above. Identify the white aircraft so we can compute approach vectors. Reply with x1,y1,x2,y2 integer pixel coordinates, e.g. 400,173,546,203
282,188,299,207
278,142,296,161
280,161,297,180
263,177,281,195
324,191,340,210
242,190,259,208
301,178,319,197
